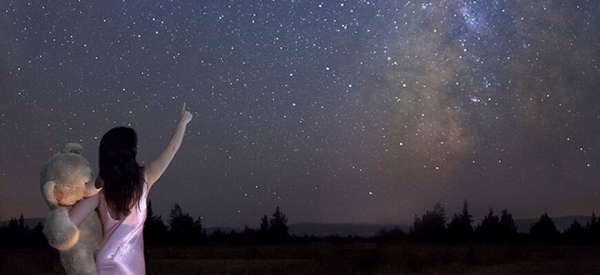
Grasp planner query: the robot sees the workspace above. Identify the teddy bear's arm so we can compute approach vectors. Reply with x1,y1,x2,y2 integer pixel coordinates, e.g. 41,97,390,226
69,193,100,226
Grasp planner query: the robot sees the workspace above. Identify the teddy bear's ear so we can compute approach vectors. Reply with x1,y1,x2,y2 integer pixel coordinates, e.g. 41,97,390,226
62,143,84,155
42,180,59,209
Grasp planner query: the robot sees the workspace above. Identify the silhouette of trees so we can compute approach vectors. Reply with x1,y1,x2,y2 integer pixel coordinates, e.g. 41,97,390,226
255,207,290,243
144,200,169,245
474,208,518,243
270,207,289,242
586,212,600,244
447,200,474,242
192,215,205,244
0,215,28,247
529,212,560,244
377,227,406,239
410,203,447,242
404,204,521,244
209,229,229,242
476,208,502,242
0,214,46,247
237,226,259,243
259,215,270,241
29,221,46,245
498,209,518,241
563,219,587,244
168,203,205,245
4,202,599,246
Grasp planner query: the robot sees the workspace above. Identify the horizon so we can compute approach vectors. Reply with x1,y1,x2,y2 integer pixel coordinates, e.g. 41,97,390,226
3,206,598,231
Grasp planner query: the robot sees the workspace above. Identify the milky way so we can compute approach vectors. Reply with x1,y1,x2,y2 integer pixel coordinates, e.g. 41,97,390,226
1,0,600,228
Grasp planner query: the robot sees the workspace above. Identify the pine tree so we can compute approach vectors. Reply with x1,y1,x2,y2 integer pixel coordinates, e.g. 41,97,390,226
587,212,600,244
18,214,25,229
260,215,270,233
258,215,270,242
168,203,195,245
29,222,47,247
269,207,289,242
499,209,518,241
476,208,502,242
411,202,447,242
447,200,474,242
0,214,31,247
529,212,559,244
144,200,169,245
192,216,206,244
564,219,587,244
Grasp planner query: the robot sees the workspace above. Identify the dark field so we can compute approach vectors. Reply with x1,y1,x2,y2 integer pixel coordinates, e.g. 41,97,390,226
2,242,600,275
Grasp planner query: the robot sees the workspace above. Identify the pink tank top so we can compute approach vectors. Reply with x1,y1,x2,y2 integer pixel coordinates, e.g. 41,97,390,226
95,173,148,274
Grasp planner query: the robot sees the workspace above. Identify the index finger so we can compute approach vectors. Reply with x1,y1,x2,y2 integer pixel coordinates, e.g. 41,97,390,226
182,102,186,111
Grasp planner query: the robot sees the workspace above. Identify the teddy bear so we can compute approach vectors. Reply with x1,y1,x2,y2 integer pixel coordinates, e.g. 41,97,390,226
40,143,103,275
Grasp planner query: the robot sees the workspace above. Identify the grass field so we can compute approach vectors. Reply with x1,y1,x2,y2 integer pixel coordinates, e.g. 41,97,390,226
2,242,600,274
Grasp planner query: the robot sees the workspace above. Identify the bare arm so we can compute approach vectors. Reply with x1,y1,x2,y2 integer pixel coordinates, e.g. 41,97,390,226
145,102,192,190
69,193,99,226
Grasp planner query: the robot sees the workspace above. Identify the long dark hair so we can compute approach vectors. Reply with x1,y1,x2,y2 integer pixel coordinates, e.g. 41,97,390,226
99,126,144,217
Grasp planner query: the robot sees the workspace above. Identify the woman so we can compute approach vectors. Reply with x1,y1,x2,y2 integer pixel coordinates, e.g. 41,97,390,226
69,103,192,274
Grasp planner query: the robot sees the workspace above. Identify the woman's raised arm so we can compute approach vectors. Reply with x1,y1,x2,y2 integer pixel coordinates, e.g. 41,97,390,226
144,102,192,190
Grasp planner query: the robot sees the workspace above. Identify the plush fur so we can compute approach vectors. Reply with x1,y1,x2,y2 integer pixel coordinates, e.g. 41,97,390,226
40,143,102,275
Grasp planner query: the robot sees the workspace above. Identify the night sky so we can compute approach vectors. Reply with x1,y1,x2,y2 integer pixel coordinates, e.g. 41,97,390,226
1,0,600,228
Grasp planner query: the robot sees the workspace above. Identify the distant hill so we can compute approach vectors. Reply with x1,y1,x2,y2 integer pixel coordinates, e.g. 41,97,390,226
2,216,595,236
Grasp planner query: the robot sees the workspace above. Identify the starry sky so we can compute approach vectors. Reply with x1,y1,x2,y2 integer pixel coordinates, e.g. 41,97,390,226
1,0,600,228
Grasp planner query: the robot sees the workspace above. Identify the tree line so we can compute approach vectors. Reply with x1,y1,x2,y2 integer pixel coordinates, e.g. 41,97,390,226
143,201,292,245
0,214,45,247
0,202,292,247
379,200,600,245
2,200,600,247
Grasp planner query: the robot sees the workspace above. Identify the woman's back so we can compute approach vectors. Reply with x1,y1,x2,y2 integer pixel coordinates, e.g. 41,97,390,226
95,172,148,274
68,103,192,274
